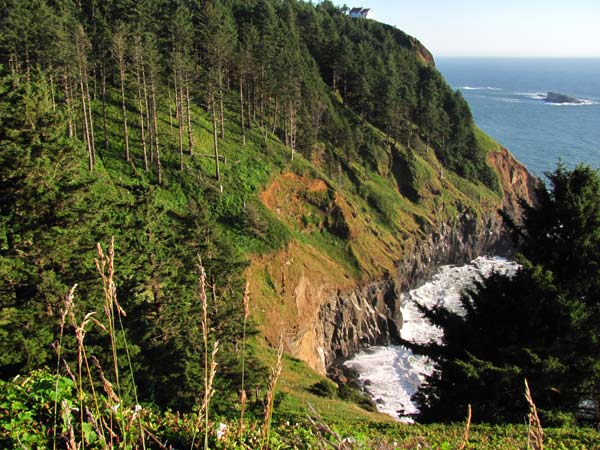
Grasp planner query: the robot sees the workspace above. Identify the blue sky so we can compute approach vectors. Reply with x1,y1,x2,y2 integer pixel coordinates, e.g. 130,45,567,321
332,1,600,57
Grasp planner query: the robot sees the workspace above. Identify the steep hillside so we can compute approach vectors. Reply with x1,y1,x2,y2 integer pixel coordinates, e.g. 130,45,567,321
0,0,536,428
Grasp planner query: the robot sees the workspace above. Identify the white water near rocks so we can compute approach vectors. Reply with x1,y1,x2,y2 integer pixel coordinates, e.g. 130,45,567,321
344,256,518,422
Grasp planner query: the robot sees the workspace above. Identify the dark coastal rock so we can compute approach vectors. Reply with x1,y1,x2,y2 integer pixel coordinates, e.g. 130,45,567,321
310,147,537,372
544,91,584,104
316,210,511,369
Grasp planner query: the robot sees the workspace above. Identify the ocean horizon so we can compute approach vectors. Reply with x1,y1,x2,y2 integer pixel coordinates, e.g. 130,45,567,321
437,57,600,177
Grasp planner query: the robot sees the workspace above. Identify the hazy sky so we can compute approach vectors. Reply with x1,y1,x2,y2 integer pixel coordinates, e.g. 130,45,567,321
333,1,600,57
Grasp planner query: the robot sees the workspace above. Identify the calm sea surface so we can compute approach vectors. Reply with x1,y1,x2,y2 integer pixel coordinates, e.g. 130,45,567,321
436,58,600,176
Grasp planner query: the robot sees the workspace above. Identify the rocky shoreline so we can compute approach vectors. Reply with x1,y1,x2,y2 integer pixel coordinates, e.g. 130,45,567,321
316,147,537,377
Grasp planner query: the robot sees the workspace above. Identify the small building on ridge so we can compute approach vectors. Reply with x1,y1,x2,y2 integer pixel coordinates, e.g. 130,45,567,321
349,7,375,19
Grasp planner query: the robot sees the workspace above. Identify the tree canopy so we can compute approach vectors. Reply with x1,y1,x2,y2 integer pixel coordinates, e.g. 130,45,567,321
413,164,600,425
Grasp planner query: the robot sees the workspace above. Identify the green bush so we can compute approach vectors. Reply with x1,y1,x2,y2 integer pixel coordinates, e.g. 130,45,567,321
337,385,377,412
308,379,338,398
0,370,75,449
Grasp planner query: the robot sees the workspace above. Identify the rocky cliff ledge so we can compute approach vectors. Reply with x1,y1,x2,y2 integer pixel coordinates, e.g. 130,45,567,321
249,147,536,374
318,209,508,370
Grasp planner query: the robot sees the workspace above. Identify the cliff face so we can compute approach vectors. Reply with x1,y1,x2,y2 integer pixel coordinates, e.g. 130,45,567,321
315,209,505,371
487,147,538,219
249,147,536,374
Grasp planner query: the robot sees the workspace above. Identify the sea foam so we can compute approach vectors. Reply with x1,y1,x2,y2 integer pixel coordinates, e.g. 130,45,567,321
461,86,502,91
344,256,518,422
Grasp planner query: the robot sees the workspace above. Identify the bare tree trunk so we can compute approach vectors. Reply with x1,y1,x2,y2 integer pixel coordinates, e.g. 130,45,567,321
175,68,184,171
150,71,162,184
84,69,96,168
101,62,109,151
136,63,148,171
290,103,296,161
9,52,16,77
141,56,152,163
259,65,265,130
239,73,246,145
168,84,174,138
271,98,278,135
24,45,31,84
69,77,78,139
283,106,289,148
79,78,93,171
118,59,130,162
74,27,94,171
210,90,221,183
218,71,225,140
63,70,73,139
185,73,194,156
49,68,56,111
247,79,253,130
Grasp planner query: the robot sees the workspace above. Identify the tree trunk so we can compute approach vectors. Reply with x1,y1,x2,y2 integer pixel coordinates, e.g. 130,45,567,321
259,65,265,130
49,69,56,111
271,98,278,136
185,73,194,156
219,71,225,140
290,102,297,161
79,77,93,172
9,52,16,77
63,70,73,139
150,72,162,184
175,68,184,171
239,73,246,145
136,63,148,171
118,58,130,162
84,68,96,168
101,63,109,151
141,56,152,163
283,106,289,148
247,80,253,130
210,90,221,184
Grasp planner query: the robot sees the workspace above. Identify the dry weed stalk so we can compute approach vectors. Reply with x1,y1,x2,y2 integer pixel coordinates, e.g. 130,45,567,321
94,238,121,397
191,260,220,450
306,403,353,449
62,399,79,450
458,404,472,450
70,310,106,445
525,379,544,450
239,281,251,438
95,238,145,449
91,355,120,405
53,284,77,450
260,334,284,450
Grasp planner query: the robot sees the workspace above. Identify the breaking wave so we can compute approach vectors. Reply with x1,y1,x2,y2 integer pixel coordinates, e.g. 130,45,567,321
461,86,503,91
344,256,518,422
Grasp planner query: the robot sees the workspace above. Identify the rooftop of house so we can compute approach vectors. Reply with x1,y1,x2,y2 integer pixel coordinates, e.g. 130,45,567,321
349,7,371,15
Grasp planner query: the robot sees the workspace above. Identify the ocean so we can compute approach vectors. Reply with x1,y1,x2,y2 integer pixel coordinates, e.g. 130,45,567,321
435,58,600,177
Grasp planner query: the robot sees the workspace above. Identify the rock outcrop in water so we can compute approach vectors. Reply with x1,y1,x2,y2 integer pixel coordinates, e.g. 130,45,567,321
544,92,584,104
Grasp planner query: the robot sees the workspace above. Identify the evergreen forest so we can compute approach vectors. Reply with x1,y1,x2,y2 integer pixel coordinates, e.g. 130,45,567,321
1,0,599,448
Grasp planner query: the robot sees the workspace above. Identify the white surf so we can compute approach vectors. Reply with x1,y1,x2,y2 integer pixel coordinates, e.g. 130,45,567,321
344,256,518,422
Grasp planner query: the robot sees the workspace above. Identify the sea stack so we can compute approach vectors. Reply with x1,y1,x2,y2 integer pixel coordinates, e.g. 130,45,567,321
544,91,584,104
